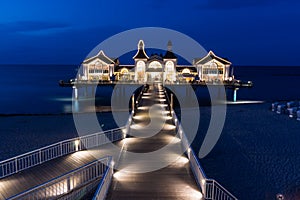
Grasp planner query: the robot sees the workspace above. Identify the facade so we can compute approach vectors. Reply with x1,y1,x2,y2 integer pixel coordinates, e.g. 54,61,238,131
193,51,232,82
81,50,115,81
80,40,233,83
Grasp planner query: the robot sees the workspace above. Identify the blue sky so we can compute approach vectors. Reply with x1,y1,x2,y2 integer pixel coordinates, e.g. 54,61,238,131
0,0,299,65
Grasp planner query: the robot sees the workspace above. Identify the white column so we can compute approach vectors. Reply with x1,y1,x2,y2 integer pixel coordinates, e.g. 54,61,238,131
198,65,202,80
144,72,147,83
132,95,135,114
109,65,112,79
225,65,229,80
134,61,138,82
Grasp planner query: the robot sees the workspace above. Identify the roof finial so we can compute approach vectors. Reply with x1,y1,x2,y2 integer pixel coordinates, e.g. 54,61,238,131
138,40,145,50
167,40,172,51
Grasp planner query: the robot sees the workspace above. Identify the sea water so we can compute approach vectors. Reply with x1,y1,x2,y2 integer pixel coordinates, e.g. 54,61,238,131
1,65,300,199
0,65,300,114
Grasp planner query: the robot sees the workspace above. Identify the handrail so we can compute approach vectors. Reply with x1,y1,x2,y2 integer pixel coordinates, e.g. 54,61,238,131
163,87,172,114
58,180,100,200
205,179,238,200
165,87,237,199
0,127,125,179
92,157,114,200
9,157,111,200
135,84,148,108
176,113,238,199
91,110,134,200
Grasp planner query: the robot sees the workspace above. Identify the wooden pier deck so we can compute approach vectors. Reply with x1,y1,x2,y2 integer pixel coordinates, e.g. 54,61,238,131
106,84,200,199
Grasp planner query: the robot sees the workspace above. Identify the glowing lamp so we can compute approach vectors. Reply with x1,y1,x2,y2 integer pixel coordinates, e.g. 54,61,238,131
74,140,80,151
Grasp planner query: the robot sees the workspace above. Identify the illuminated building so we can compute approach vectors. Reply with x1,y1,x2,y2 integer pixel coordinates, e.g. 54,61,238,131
80,40,233,83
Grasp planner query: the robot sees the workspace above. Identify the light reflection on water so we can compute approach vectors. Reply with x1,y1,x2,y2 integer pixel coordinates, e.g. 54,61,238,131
51,97,73,102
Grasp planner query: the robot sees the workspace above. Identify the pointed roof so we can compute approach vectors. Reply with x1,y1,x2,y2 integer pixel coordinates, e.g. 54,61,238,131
194,51,231,65
164,51,177,59
163,40,177,59
133,40,149,59
83,50,115,64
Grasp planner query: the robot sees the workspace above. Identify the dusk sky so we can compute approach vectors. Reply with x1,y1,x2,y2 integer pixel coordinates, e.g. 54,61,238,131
0,0,299,66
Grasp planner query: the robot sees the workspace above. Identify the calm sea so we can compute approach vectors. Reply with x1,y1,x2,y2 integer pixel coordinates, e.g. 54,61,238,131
0,65,76,114
0,65,299,114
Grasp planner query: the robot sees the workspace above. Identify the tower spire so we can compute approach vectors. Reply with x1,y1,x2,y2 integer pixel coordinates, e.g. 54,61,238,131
167,40,172,51
138,40,145,50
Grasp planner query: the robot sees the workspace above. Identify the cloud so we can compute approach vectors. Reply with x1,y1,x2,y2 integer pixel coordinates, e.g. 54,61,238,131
0,20,70,35
197,0,298,10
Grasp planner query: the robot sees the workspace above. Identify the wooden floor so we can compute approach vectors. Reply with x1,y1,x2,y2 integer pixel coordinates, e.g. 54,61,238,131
0,141,123,200
106,84,201,200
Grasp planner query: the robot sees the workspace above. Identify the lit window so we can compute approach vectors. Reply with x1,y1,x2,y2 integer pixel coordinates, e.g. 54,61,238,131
149,61,162,69
120,68,129,74
182,68,191,74
165,61,174,72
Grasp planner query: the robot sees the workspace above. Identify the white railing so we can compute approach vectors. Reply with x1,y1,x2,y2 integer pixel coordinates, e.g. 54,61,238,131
135,84,148,107
91,109,135,200
171,107,237,200
0,127,125,179
9,157,111,200
92,158,114,200
205,179,238,200
188,147,208,195
58,179,100,200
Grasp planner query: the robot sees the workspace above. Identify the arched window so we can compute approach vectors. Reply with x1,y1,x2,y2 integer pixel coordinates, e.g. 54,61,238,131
182,68,191,74
95,61,102,73
137,61,145,71
136,61,146,82
165,61,174,72
209,62,218,74
210,62,218,68
120,68,129,74
149,61,162,69
89,64,95,73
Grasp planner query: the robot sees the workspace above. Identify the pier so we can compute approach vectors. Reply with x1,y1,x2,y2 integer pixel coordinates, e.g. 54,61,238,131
0,84,237,200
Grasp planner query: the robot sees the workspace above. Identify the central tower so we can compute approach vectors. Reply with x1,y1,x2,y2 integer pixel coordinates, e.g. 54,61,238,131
133,40,149,83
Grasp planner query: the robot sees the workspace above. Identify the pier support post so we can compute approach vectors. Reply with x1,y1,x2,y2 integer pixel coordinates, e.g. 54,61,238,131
84,86,88,97
122,86,125,97
91,86,95,96
233,88,239,102
73,86,78,99
132,94,135,114
186,86,188,97
170,93,173,112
